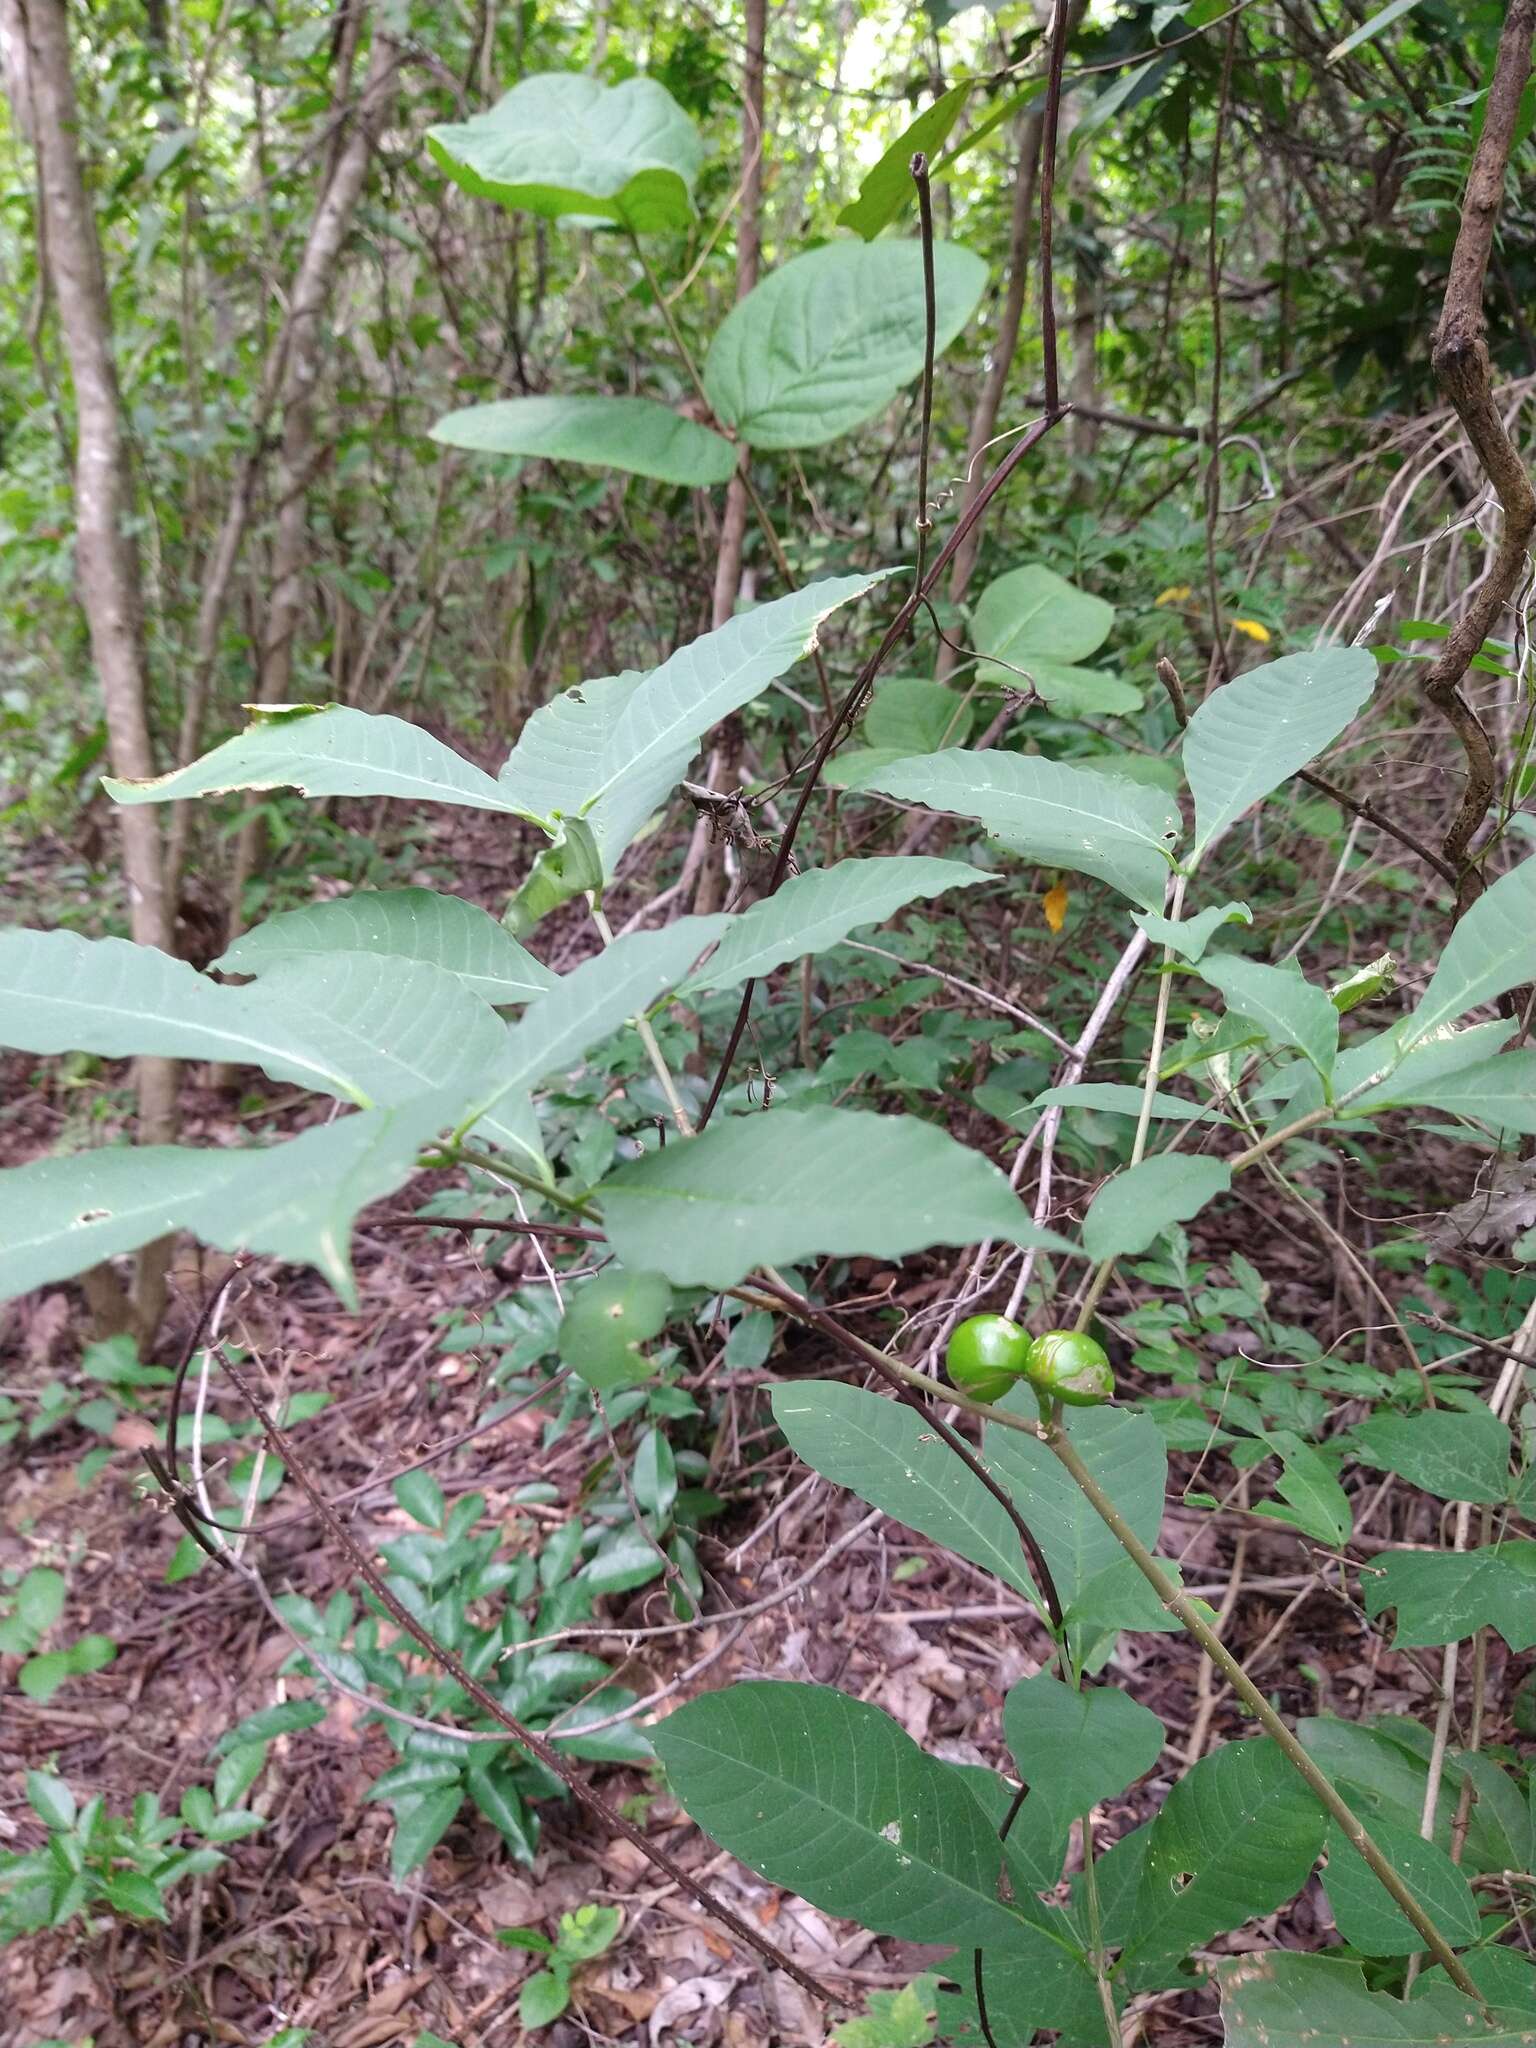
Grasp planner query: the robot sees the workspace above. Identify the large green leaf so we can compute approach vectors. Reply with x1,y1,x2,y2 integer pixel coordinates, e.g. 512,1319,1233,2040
864,675,975,754
702,240,988,450
1364,1543,1536,1651
1002,1672,1163,1837
970,564,1137,714
1349,1399,1511,1504
1181,647,1377,861
1218,1952,1536,2048
838,84,971,239
1371,1049,1536,1136
599,1108,1074,1288
680,857,985,992
861,750,1180,911
651,1680,1035,1948
1080,1155,1232,1260
1334,1017,1513,1117
1297,1718,1516,1877
770,1381,1043,1604
1322,1815,1482,1955
0,1092,457,1307
105,705,518,814
1197,954,1339,1083
216,889,555,1005
1399,857,1536,1048
0,932,506,1112
429,395,736,487
497,572,889,871
1121,1739,1325,1971
426,73,701,233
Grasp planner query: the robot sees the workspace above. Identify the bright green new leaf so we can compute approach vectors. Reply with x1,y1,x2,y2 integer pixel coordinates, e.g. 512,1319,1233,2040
599,1108,1075,1288
1123,1740,1326,1970
105,705,519,814
770,1381,1043,1604
838,83,971,238
1400,858,1536,1047
831,1974,942,2048
216,889,555,1005
1002,1671,1163,1835
0,1091,458,1307
1350,1399,1511,1504
1197,953,1339,1083
498,572,890,870
429,395,736,486
1364,1543,1536,1651
1181,647,1376,861
864,675,975,754
1322,1815,1482,1955
652,1680,1036,1948
681,857,986,992
426,73,701,233
1030,1083,1227,1124
703,240,987,449
1081,1155,1232,1260
1218,1951,1536,2048
1133,901,1252,962
862,749,1180,910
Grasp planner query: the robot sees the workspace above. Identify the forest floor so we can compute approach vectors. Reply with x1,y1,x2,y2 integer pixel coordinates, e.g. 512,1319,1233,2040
0,809,1526,2048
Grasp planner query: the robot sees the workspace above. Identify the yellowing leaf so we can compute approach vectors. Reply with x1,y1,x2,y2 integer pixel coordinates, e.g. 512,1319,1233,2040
1043,883,1069,934
1233,618,1272,643
1154,585,1193,607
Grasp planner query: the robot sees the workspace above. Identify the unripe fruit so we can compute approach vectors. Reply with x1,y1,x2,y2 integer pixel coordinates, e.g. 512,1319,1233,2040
945,1314,1030,1402
1025,1329,1115,1407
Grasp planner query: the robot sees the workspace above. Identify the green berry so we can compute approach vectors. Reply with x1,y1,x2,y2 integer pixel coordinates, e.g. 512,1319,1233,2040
1025,1329,1115,1407
945,1314,1030,1402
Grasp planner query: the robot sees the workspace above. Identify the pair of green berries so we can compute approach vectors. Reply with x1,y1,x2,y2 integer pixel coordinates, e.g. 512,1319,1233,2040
945,1315,1114,1407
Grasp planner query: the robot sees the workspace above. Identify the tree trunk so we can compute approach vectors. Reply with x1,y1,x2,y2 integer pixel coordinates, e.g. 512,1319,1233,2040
10,0,177,1336
693,0,766,917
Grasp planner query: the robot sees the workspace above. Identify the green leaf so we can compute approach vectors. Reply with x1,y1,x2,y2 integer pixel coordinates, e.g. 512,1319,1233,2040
703,241,987,449
1030,1083,1227,1124
1364,1543,1536,1651
426,73,701,233
519,1970,570,2029
631,1428,676,1520
557,1903,623,1962
105,704,520,814
217,890,555,1005
971,564,1132,714
838,82,971,237
16,1567,67,1640
0,1091,459,1308
559,1268,673,1393
831,1974,942,2047
1181,647,1377,862
680,858,986,992
390,1785,463,1878
102,1870,169,1921
1322,1815,1482,1955
861,750,1180,911
1350,1401,1511,1504
1334,1017,1513,1117
1402,860,1536,1045
466,1754,537,1858
393,1469,446,1530
770,1381,1044,1605
1081,1155,1232,1260
1255,1429,1353,1546
26,1770,76,1831
1218,1951,1536,2047
864,676,975,754
1328,0,1424,63
1121,1739,1325,1970
19,1639,114,1701
498,572,890,872
430,395,735,486
1133,901,1252,962
600,1108,1074,1288
1353,1049,1536,1136
1002,1672,1163,1836
215,1699,327,1753
1197,954,1339,1083
214,1744,267,1811
575,1530,668,1597
652,1680,1036,1948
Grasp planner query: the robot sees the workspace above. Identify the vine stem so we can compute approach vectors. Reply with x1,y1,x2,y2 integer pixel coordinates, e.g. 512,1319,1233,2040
1039,1417,1489,2007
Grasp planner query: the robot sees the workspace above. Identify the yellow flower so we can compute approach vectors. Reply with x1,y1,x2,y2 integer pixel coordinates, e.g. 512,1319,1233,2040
1233,618,1271,643
1043,882,1069,934
1154,585,1193,607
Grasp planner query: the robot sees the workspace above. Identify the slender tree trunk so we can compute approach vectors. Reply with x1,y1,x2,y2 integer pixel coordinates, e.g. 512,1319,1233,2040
222,16,402,948
10,0,177,1336
692,0,766,916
